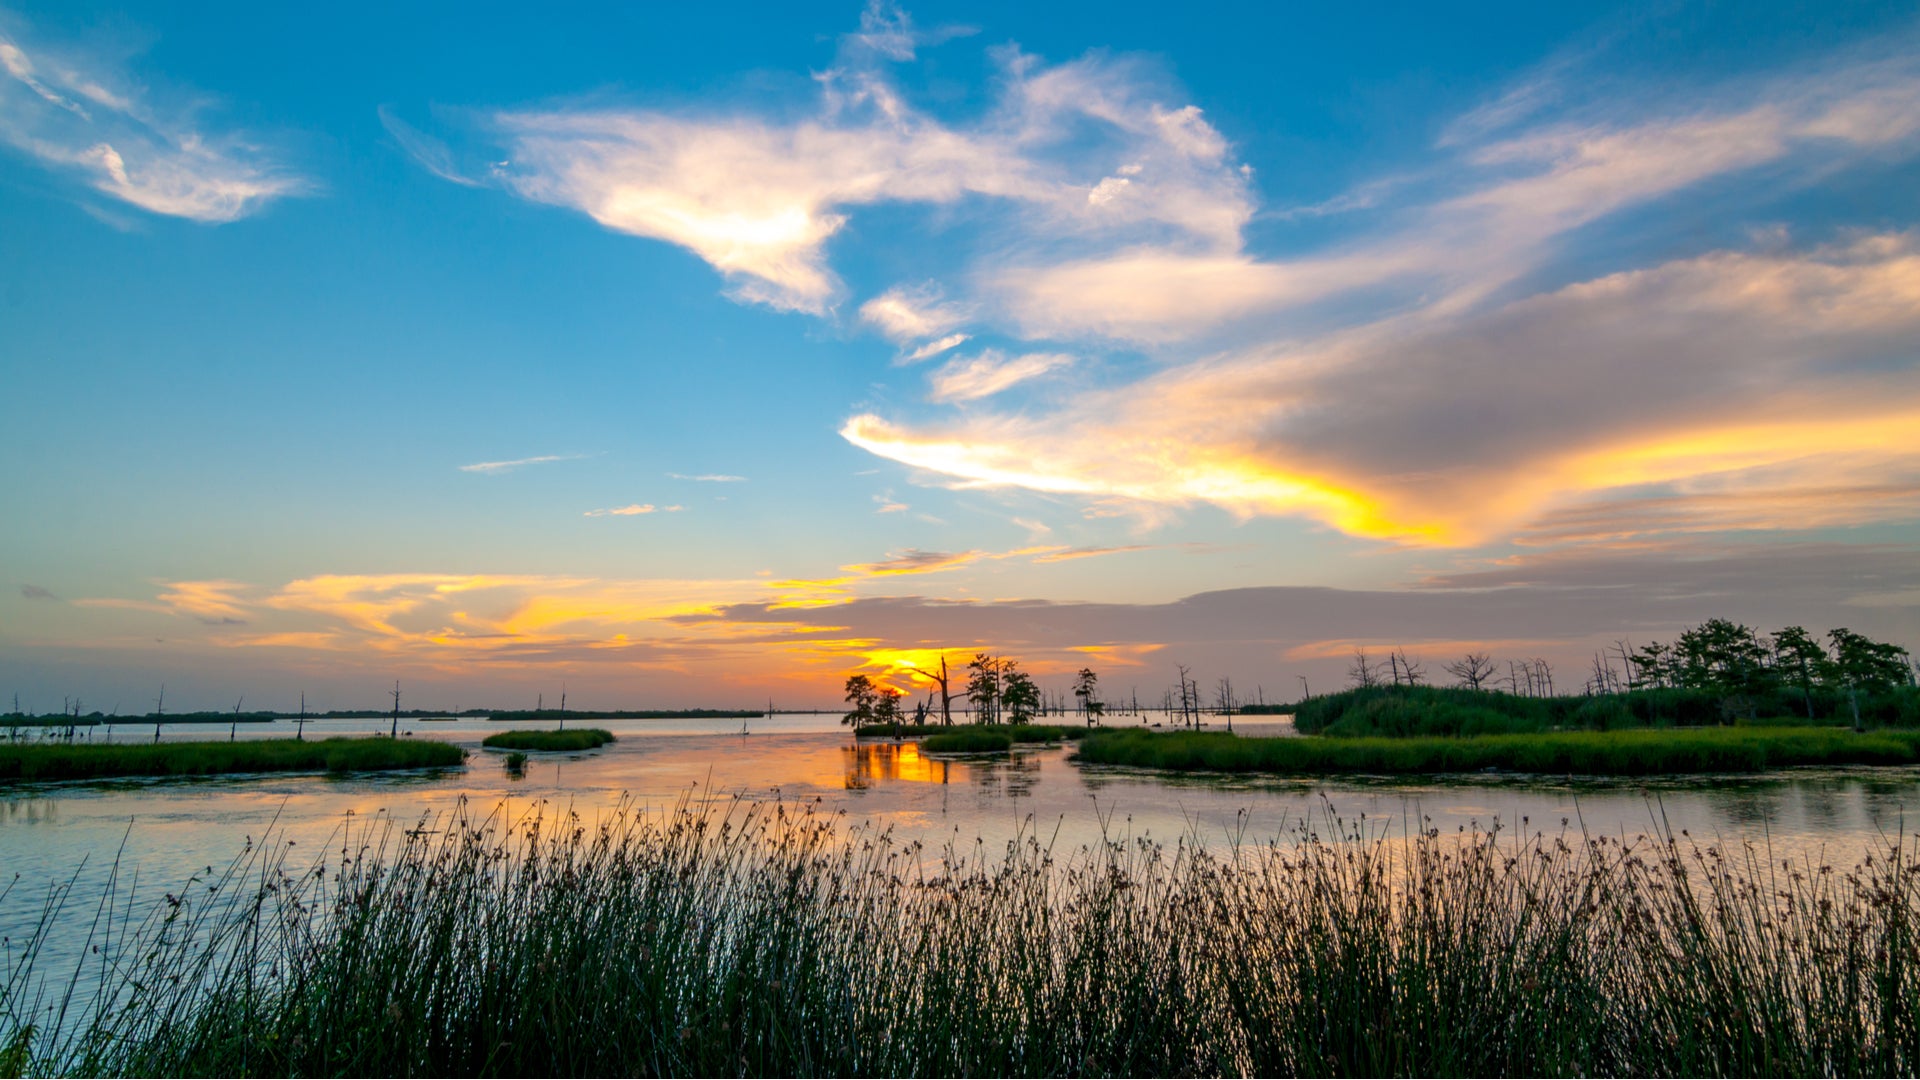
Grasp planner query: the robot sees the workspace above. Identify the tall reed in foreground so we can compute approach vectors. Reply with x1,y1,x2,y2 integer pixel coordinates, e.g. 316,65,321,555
4,796,1917,1077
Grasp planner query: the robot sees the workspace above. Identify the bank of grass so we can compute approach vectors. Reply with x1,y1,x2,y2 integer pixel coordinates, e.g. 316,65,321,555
480,728,615,752
1291,683,1920,736
7,798,1920,1077
0,737,463,784
854,722,1091,741
920,730,1014,753
1075,726,1920,776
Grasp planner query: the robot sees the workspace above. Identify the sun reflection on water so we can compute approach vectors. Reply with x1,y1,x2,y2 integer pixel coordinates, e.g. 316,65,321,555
844,741,950,788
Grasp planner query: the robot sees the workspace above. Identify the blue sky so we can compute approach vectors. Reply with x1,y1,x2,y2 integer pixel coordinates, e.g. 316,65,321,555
3,0,1917,710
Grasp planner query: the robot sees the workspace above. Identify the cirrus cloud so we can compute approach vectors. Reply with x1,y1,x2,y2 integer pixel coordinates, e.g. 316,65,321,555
0,28,307,222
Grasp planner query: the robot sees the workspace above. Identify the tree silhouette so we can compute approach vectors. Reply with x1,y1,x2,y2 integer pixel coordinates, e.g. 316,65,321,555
1770,626,1826,720
1001,664,1041,724
965,654,1001,724
1072,667,1102,726
1443,652,1496,691
843,675,878,726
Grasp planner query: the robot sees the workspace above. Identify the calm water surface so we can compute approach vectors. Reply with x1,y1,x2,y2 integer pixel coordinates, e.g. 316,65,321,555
8,713,1920,968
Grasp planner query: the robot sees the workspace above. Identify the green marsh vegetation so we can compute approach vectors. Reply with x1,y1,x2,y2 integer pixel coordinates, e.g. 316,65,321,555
0,737,463,784
480,728,616,752
919,729,1014,753
1080,620,1919,778
7,797,1920,1076
1293,683,1920,739
854,721,1092,742
1077,726,1920,776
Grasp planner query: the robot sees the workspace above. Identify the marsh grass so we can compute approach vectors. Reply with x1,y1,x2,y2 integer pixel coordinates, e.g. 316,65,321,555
0,737,463,784
1293,684,1920,736
4,795,1920,1077
480,729,615,752
1076,727,1920,776
920,730,1015,753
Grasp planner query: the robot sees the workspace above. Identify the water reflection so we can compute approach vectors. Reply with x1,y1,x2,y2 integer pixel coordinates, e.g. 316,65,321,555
844,741,950,788
1715,788,1778,830
1,796,57,824
969,753,1041,799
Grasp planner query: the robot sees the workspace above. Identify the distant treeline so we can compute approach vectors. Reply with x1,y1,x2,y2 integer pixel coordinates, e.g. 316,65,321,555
1234,619,1918,734
481,709,759,722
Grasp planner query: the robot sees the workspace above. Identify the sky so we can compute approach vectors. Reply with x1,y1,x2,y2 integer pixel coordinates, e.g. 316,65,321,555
2,0,1918,712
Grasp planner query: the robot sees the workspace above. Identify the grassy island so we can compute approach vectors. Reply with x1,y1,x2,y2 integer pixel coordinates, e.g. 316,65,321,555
920,730,1014,753
1075,725,1920,776
853,722,1091,742
481,728,616,751
0,737,464,784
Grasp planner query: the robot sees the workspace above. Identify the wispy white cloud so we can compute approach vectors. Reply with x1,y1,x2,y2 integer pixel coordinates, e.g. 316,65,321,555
860,283,972,342
378,104,480,187
459,453,587,474
74,579,253,624
585,503,685,517
0,27,306,221
435,20,1250,315
842,0,974,63
667,472,747,483
927,349,1073,402
898,332,970,363
842,548,981,575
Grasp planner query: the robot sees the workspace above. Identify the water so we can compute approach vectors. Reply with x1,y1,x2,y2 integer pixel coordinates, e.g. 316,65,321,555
7,713,1920,978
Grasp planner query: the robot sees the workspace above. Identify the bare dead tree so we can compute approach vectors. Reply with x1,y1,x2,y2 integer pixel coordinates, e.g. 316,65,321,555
153,684,165,745
230,696,243,742
1443,652,1497,691
910,655,956,726
1534,658,1555,697
1349,648,1382,689
1215,675,1236,733
1612,640,1640,689
1394,649,1428,686
297,690,308,742
390,681,402,739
